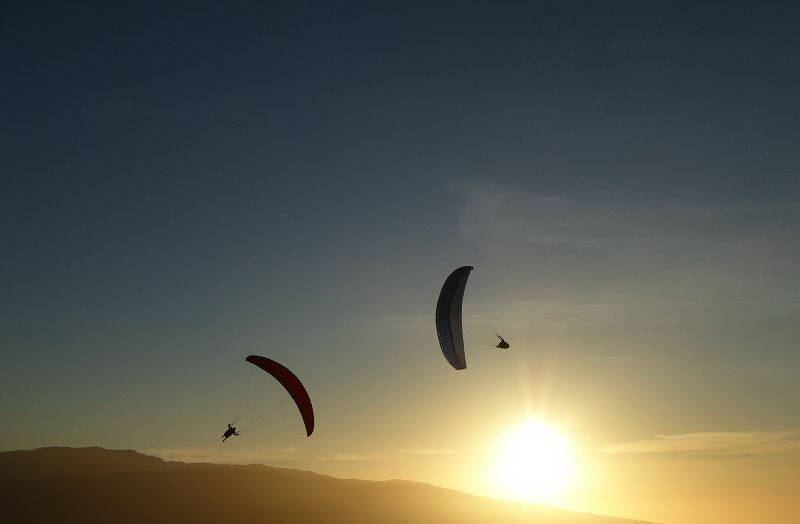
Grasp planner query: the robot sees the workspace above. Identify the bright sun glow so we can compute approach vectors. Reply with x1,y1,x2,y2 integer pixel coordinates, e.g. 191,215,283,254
490,420,576,505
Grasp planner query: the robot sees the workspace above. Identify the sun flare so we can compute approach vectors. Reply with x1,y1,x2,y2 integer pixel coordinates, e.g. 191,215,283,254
490,420,576,505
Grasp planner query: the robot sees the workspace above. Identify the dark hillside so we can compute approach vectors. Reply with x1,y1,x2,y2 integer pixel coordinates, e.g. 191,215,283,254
0,447,662,524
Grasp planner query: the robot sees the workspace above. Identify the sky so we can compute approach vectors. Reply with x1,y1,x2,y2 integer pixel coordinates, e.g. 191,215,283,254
2,2,799,523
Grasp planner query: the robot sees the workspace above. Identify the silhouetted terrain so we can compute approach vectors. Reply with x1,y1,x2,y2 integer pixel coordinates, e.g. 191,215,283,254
0,447,662,524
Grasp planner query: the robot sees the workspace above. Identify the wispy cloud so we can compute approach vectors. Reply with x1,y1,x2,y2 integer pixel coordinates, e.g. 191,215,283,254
362,293,780,333
145,446,460,465
454,180,800,257
456,183,627,251
145,445,300,464
299,448,460,462
598,431,800,457
448,180,800,322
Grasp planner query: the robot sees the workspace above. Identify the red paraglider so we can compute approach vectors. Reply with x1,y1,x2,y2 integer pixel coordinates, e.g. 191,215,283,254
245,355,315,437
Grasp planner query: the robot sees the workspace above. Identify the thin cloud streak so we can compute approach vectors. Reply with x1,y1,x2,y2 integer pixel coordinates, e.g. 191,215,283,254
599,430,800,457
363,291,784,332
450,181,800,321
146,446,461,465
300,448,461,462
454,180,800,255
146,445,301,464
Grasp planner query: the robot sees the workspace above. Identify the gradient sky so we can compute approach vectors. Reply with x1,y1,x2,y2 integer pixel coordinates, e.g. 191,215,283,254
2,2,799,524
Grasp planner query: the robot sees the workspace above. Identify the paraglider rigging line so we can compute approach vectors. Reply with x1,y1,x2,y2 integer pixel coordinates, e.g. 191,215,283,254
235,382,282,425
239,395,293,432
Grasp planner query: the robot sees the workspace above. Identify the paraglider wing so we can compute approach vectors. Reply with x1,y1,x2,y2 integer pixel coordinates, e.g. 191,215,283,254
245,355,315,436
435,266,473,370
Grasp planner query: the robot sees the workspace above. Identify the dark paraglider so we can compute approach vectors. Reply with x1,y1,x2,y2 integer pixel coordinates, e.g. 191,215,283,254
436,266,514,369
435,266,473,370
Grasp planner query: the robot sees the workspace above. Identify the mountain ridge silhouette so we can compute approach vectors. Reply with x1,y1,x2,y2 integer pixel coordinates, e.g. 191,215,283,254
0,447,665,524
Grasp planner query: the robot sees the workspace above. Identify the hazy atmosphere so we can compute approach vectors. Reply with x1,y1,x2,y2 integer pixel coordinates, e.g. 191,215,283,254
2,3,799,524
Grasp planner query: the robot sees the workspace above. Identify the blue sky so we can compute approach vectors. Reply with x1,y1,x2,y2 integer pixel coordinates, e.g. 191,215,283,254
2,3,799,523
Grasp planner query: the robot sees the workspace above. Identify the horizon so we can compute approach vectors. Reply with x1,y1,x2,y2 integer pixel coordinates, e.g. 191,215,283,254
2,3,799,524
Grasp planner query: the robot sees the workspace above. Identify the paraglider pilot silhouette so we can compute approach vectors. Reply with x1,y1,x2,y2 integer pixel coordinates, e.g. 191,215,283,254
495,335,510,349
221,423,239,442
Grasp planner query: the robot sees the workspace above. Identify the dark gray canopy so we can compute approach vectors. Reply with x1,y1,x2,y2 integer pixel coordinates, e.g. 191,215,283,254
435,266,473,370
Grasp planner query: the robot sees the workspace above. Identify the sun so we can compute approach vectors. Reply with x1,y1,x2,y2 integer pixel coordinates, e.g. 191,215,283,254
489,419,576,505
